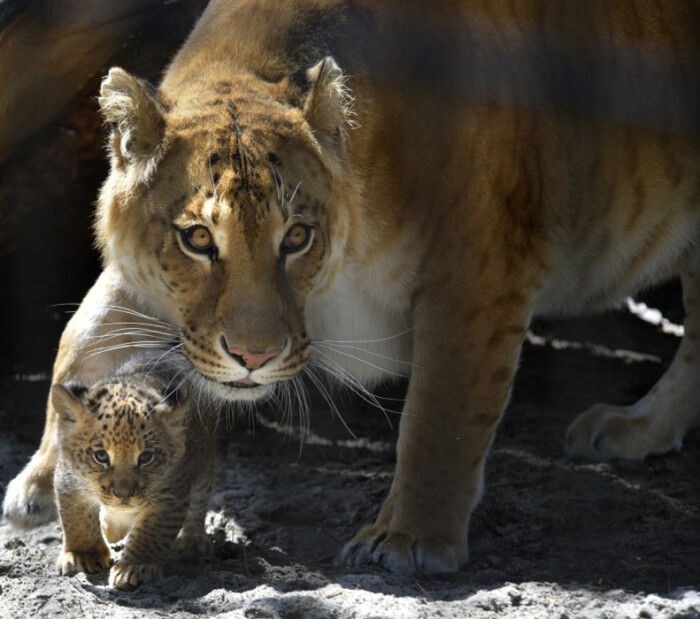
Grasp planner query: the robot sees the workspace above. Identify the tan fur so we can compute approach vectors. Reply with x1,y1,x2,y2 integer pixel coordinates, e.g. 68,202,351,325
5,0,700,574
53,358,215,590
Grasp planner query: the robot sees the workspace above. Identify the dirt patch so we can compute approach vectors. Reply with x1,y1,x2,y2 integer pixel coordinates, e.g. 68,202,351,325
1,299,699,618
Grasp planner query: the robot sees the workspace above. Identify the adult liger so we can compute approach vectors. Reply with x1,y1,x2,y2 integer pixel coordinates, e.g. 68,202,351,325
5,0,700,574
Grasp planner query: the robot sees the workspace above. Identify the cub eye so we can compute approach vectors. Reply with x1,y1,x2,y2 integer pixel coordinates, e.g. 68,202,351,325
181,225,215,254
281,223,313,255
93,450,110,466
137,451,154,467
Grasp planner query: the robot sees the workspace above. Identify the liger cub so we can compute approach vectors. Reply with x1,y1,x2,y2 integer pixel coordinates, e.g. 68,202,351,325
4,0,700,575
53,355,216,590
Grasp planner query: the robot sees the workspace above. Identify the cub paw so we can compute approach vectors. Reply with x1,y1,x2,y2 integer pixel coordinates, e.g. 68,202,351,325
565,402,681,461
337,524,468,575
56,548,112,575
174,530,213,557
109,561,162,590
3,466,57,528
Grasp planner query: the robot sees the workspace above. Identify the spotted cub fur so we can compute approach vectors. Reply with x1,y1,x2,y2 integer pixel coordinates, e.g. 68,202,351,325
53,356,216,590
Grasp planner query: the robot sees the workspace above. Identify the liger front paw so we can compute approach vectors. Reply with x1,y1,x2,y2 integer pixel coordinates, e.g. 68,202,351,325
337,524,468,575
56,547,112,575
565,402,681,461
109,561,162,590
3,467,57,528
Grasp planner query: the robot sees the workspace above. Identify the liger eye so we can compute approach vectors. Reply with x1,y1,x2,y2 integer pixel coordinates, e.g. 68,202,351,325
137,451,154,466
281,223,313,255
93,450,110,466
181,225,215,254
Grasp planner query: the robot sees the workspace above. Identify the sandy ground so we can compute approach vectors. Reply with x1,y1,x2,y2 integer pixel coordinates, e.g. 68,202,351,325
1,297,699,618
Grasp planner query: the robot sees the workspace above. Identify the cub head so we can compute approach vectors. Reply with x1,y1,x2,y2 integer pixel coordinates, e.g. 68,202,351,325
95,58,356,402
52,380,188,508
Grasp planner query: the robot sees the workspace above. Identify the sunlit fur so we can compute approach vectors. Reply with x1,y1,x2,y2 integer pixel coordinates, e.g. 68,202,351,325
6,0,700,576
53,354,216,590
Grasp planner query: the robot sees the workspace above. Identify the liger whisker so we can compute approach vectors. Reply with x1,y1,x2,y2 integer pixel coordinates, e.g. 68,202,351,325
82,342,172,361
309,353,406,426
311,344,407,379
100,305,175,328
305,366,358,439
313,340,420,370
314,327,414,345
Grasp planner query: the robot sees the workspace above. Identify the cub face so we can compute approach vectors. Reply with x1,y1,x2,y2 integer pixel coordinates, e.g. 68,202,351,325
52,382,187,509
95,60,354,402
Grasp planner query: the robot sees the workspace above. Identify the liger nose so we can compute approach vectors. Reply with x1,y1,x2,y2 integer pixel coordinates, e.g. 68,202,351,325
222,337,284,370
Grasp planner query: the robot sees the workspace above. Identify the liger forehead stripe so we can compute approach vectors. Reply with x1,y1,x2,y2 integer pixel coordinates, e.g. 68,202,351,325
207,197,233,258
201,196,217,226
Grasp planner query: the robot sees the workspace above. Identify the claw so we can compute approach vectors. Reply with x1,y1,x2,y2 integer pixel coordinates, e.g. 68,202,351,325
338,528,465,575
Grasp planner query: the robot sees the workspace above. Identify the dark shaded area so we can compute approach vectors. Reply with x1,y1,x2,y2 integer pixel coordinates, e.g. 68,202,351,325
0,0,209,163
0,0,24,28
345,3,700,136
0,97,105,377
0,0,208,377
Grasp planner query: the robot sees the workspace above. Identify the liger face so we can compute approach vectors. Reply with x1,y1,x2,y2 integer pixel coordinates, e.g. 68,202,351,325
107,90,342,403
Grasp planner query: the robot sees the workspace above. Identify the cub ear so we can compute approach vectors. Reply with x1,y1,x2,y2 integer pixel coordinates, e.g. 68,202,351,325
98,67,166,181
302,56,354,168
51,383,87,425
164,384,189,409
152,396,189,428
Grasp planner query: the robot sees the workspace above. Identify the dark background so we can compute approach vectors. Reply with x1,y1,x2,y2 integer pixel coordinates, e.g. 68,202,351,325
0,0,208,378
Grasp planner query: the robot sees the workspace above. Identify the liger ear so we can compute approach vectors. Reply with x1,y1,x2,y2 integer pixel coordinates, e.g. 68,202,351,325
302,56,353,169
51,383,87,425
98,67,166,182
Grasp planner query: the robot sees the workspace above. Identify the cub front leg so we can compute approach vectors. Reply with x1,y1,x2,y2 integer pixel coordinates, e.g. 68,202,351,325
566,256,700,460
55,477,111,575
3,266,159,528
173,456,215,557
110,499,188,590
341,269,534,574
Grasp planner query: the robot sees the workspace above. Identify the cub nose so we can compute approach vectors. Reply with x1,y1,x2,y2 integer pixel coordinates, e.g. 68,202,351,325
112,478,137,500
222,337,284,370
